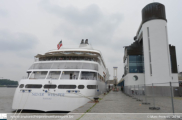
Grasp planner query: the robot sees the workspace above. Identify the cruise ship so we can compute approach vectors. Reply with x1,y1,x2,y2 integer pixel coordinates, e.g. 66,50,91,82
12,39,109,112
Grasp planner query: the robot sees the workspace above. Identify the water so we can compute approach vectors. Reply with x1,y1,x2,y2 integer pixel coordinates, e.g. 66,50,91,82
0,87,16,113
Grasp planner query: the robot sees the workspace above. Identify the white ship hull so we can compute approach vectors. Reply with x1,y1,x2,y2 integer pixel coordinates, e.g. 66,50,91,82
12,79,107,111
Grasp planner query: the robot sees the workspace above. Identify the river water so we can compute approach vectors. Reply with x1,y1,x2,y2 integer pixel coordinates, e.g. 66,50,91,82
0,87,16,113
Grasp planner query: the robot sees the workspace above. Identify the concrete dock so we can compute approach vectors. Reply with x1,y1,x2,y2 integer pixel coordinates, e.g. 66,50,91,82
62,91,182,120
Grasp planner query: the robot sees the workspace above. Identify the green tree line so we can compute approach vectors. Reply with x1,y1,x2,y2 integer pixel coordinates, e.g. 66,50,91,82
0,79,18,85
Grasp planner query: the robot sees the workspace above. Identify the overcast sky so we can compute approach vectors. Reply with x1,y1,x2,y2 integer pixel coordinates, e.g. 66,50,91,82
0,0,182,81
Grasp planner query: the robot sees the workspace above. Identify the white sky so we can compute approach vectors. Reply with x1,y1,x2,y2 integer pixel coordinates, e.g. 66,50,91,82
0,0,182,81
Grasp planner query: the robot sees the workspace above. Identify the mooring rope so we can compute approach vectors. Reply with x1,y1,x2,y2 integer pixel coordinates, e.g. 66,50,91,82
14,92,30,120
11,92,24,120
73,92,94,101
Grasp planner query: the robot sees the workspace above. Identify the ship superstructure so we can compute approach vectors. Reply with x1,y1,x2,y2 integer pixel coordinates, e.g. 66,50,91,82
12,39,109,111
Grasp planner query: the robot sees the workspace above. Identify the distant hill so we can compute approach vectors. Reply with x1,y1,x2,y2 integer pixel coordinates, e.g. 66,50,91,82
0,79,18,86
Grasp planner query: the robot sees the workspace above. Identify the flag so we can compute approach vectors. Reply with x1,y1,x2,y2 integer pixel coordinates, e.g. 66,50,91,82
57,40,62,50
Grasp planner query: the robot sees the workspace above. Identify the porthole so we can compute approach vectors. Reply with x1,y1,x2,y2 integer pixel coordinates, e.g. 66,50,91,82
19,84,24,88
78,85,84,89
87,85,97,89
25,84,42,88
44,85,57,89
58,85,76,89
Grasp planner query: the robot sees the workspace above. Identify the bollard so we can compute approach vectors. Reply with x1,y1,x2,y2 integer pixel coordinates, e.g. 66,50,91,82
142,84,150,105
149,83,160,110
94,97,99,103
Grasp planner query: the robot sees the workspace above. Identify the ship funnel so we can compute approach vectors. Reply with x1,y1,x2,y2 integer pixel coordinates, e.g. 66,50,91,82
81,39,84,44
85,39,88,44
79,39,92,49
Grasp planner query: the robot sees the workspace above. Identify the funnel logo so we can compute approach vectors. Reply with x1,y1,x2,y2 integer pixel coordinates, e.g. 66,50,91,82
0,114,7,120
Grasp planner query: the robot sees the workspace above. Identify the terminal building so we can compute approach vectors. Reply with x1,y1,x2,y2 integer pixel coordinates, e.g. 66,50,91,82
121,2,179,87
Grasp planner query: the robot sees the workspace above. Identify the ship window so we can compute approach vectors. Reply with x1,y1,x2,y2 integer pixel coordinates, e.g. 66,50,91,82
51,62,66,69
29,62,98,70
44,85,57,89
82,63,90,69
93,64,98,71
29,71,48,79
87,85,97,89
50,62,83,69
25,84,42,88
60,71,79,80
47,71,61,79
81,71,97,80
58,85,76,89
19,84,24,88
82,63,98,70
65,62,82,69
78,85,84,89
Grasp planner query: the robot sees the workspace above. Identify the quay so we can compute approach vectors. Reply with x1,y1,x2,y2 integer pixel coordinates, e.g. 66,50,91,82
61,90,182,120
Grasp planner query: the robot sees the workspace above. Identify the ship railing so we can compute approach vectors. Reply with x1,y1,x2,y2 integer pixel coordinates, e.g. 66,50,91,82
38,59,98,62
